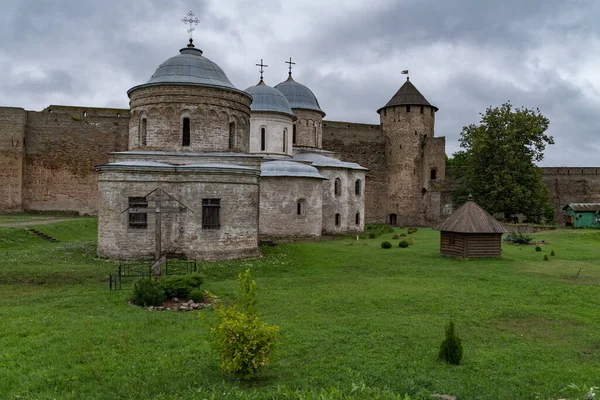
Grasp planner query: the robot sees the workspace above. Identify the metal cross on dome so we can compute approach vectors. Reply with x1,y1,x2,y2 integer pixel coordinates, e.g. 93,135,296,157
285,57,296,76
182,11,200,38
255,59,268,80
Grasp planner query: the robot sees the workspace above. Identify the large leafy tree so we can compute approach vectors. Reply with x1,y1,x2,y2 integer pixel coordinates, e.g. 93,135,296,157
452,102,555,222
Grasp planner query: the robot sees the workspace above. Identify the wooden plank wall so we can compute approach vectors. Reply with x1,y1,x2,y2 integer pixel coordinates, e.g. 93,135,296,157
466,233,502,257
440,232,466,257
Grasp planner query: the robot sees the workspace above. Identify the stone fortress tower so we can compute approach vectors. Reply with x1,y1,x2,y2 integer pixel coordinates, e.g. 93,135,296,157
377,77,446,226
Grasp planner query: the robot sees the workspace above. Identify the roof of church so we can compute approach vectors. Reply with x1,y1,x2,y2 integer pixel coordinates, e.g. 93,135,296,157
127,40,248,97
292,152,368,171
244,80,296,119
260,160,327,179
275,75,326,116
434,198,509,233
377,78,438,114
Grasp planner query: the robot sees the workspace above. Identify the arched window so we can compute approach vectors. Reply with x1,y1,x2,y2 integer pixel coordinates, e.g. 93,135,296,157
334,178,341,196
430,168,437,180
314,125,318,144
229,122,236,149
388,214,397,226
283,128,287,152
292,124,297,144
335,213,341,226
182,117,191,146
140,117,147,146
261,127,266,151
355,212,360,225
355,179,361,196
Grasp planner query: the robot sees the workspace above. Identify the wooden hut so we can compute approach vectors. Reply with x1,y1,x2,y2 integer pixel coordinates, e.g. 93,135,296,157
434,197,509,258
562,203,600,228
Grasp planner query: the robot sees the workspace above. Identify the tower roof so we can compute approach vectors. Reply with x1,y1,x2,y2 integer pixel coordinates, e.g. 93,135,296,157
244,80,296,119
275,75,326,117
434,198,508,233
377,78,438,114
128,39,247,97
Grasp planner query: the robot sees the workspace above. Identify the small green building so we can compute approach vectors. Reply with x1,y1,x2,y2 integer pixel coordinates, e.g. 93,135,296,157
562,203,600,228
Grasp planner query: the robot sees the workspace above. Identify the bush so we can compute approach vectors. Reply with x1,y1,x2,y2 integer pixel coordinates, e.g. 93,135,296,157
439,320,463,365
368,233,377,239
392,234,400,240
535,246,542,252
505,231,533,244
399,241,409,248
407,235,414,246
551,250,556,256
210,269,279,380
399,233,407,237
407,227,418,234
132,278,165,307
543,254,549,261
189,288,205,303
381,241,392,249
211,306,279,380
160,274,204,298
364,224,394,239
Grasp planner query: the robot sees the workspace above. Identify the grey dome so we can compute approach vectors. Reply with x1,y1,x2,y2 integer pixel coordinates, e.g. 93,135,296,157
244,80,296,119
260,160,326,179
128,40,244,96
275,75,325,116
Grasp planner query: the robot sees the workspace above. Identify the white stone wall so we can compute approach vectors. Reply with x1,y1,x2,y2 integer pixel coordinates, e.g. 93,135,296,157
319,167,366,234
97,168,260,260
259,176,323,238
249,112,294,156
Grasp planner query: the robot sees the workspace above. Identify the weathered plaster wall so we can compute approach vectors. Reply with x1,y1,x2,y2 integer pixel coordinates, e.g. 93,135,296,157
259,176,323,238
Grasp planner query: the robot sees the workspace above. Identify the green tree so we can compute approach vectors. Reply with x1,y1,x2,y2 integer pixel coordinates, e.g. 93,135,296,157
452,102,554,222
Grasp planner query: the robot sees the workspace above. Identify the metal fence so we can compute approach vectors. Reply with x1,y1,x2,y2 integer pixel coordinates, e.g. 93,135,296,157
109,259,198,290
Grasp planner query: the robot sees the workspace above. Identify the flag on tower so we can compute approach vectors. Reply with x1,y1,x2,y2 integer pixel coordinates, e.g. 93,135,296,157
401,69,409,74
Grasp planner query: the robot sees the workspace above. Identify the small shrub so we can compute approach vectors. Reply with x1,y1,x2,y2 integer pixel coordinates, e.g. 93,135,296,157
535,246,542,252
399,233,407,237
399,241,409,248
189,288,205,303
505,231,533,244
439,320,463,365
407,235,414,246
368,233,377,239
381,241,392,249
392,234,400,240
551,250,556,256
237,269,257,315
160,274,204,298
132,278,165,307
543,254,549,261
407,227,418,234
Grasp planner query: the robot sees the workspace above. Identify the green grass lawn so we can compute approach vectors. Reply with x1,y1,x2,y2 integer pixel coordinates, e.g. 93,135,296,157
0,220,599,399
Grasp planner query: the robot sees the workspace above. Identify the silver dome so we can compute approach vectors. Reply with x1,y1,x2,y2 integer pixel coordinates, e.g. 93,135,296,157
244,80,296,119
260,160,327,179
128,40,243,95
274,75,325,116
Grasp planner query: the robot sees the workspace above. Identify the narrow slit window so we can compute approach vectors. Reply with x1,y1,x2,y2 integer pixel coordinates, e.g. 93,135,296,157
292,124,297,144
334,178,341,196
261,127,266,151
406,105,411,113
229,122,235,149
355,212,360,225
140,118,147,146
335,213,341,226
355,179,361,196
430,169,437,180
202,199,220,229
128,197,148,229
283,128,287,152
182,117,191,147
420,106,424,114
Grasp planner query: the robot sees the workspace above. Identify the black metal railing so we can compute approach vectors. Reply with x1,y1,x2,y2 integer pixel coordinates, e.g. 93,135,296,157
109,259,197,290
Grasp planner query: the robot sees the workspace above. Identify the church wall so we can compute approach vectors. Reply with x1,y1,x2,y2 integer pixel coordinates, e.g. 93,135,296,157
0,107,26,211
109,152,262,168
346,169,366,232
541,167,600,223
293,109,323,148
128,86,251,153
97,169,260,260
319,166,364,234
322,121,387,224
23,107,129,214
259,176,323,238
249,112,294,155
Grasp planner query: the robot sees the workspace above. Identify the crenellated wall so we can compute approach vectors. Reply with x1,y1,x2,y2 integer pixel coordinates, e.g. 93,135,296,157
541,167,600,223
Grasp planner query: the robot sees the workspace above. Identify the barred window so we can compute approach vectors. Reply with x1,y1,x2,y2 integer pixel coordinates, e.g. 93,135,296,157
202,199,220,229
128,197,148,229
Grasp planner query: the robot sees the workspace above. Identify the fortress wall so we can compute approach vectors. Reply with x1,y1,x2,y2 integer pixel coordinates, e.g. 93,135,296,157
0,107,26,211
542,167,600,223
23,107,129,214
322,120,386,223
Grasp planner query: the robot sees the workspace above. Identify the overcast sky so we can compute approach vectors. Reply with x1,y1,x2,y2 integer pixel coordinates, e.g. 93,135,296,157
1,0,599,166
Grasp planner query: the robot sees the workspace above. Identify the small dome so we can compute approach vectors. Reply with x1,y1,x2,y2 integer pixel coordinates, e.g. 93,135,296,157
260,160,326,179
128,40,242,95
244,80,295,119
275,75,325,116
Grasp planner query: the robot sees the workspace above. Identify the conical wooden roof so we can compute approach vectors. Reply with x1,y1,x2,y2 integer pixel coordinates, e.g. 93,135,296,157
377,78,438,114
434,200,509,233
